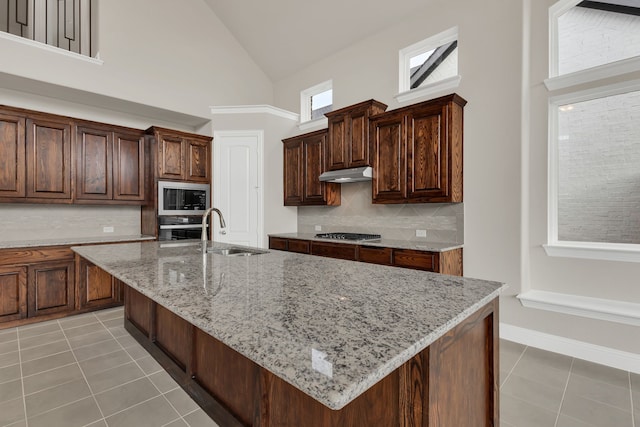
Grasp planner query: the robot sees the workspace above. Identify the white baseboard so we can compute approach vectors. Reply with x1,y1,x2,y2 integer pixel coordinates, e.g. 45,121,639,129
500,323,640,374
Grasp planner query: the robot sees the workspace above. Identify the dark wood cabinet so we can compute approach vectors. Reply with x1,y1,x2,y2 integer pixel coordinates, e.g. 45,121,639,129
0,265,27,323
76,256,121,310
149,127,212,183
371,94,466,203
27,259,75,317
75,125,146,203
269,237,462,276
0,112,26,198
26,116,72,200
113,130,146,201
75,125,113,200
325,100,387,170
310,241,357,261
282,129,340,206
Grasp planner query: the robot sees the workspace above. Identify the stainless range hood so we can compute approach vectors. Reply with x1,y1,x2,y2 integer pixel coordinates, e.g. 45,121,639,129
319,166,373,183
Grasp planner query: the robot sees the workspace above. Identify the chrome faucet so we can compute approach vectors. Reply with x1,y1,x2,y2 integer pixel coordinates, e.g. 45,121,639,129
201,207,227,242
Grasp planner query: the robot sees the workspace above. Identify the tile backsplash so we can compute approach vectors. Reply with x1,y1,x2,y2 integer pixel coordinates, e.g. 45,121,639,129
0,204,141,242
298,182,463,243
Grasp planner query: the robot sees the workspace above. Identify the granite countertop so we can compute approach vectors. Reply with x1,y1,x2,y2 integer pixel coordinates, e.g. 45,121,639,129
269,232,463,252
0,234,156,250
72,240,503,410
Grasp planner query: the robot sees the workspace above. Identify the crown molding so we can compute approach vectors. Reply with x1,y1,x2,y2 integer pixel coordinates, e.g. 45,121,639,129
210,104,299,121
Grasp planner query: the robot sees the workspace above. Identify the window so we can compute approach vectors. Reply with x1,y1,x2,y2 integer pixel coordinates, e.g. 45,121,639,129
545,0,640,262
396,27,460,103
300,80,333,126
0,0,98,59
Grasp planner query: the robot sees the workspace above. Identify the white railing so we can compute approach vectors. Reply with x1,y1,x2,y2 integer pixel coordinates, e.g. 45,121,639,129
0,0,94,57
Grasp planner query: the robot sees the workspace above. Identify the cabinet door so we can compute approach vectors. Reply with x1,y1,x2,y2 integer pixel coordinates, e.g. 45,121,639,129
75,125,113,200
185,137,210,183
311,241,357,261
26,117,72,199
347,106,370,168
358,246,393,266
158,133,185,180
28,260,75,317
113,131,145,201
302,133,328,204
268,237,289,251
0,266,27,323
327,113,347,171
407,104,449,200
371,113,406,202
393,249,437,272
0,112,26,198
283,139,303,206
77,257,119,310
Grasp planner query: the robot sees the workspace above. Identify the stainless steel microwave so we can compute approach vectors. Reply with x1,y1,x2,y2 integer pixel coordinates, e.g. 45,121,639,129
157,181,210,216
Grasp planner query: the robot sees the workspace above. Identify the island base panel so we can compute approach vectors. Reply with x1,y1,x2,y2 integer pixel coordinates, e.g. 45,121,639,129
124,285,499,427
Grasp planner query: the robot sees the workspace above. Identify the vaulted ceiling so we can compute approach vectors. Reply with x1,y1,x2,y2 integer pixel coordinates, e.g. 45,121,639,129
202,0,435,82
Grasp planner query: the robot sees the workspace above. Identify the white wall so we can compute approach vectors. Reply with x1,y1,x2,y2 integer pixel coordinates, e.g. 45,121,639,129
274,0,640,355
0,0,273,124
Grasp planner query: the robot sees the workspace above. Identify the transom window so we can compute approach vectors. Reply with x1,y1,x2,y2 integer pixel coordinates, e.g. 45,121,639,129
300,80,333,124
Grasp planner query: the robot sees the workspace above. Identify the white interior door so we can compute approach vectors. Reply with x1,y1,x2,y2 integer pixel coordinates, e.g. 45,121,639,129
213,130,263,248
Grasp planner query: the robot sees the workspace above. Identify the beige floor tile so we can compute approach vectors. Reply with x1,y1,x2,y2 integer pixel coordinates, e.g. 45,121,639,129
500,393,558,427
18,331,65,351
94,377,160,417
85,361,145,394
25,378,91,417
107,326,129,338
164,388,200,416
104,395,180,427
123,343,150,360
17,322,61,340
0,379,22,404
0,351,19,369
0,340,19,356
0,330,17,344
27,396,102,427
571,358,630,389
59,313,99,330
0,397,26,426
21,351,76,377
72,339,121,362
67,330,113,349
115,335,139,349
85,420,108,427
94,307,124,322
165,419,189,427
560,393,633,427
510,358,571,391
23,363,83,395
63,323,106,339
501,373,565,413
136,355,164,375
630,372,639,392
148,371,180,393
20,339,70,363
0,364,20,384
183,409,220,427
566,371,632,411
79,349,132,376
499,339,526,372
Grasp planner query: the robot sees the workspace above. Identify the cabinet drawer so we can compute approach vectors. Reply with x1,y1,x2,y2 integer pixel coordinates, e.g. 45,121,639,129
311,242,357,261
269,237,288,251
358,246,393,266
288,239,310,254
0,247,74,266
393,249,436,272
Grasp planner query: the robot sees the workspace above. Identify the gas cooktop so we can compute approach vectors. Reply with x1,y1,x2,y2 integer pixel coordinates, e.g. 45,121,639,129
314,232,381,241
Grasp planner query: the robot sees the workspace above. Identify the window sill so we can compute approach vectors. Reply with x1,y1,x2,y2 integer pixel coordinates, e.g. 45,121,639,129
0,31,103,65
544,56,640,92
543,242,640,263
298,116,328,131
395,75,461,104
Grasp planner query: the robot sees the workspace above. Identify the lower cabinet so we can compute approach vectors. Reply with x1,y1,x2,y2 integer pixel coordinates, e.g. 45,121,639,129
28,259,75,318
76,256,122,310
269,237,463,276
0,265,27,323
0,246,126,328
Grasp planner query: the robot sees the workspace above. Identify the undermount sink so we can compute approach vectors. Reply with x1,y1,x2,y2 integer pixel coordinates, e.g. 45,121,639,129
206,247,269,256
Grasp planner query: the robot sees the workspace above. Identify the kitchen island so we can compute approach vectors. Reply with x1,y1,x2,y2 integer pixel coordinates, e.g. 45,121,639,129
72,241,504,427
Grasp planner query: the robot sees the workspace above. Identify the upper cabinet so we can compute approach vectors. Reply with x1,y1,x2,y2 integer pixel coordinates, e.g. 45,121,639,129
282,129,340,206
0,111,26,198
0,105,148,205
325,100,387,170
75,123,146,203
148,127,211,183
26,116,72,200
371,94,466,203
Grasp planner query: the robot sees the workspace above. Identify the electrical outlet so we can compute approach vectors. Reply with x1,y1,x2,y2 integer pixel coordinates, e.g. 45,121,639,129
315,225,322,231
415,229,427,238
103,226,114,233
